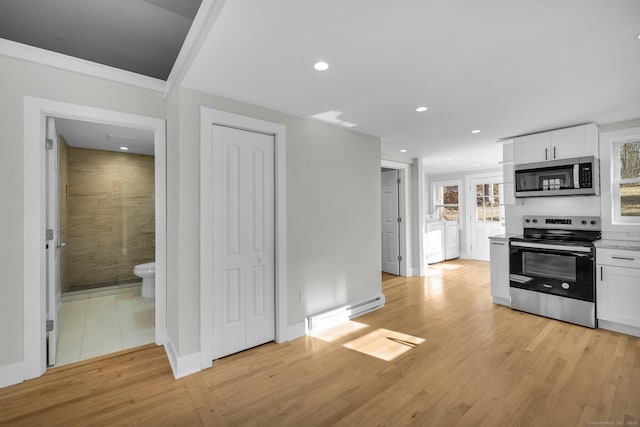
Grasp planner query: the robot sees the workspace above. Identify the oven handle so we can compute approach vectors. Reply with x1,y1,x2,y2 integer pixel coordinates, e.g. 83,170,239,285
510,240,592,254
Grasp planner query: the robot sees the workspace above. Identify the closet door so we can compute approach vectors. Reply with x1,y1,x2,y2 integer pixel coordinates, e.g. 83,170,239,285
211,124,275,359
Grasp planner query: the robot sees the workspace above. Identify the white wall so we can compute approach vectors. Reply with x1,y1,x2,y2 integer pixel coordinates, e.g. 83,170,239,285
0,54,164,369
165,87,382,358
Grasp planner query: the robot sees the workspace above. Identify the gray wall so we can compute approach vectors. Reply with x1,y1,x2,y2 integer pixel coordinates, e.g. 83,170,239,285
166,87,382,357
0,54,164,368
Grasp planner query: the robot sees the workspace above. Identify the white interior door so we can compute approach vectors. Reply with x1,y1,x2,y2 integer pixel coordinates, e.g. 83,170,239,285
468,176,505,261
381,169,400,275
212,124,275,360
45,117,61,366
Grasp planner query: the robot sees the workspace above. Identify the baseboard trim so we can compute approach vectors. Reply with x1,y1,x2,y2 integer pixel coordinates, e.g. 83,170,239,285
284,322,306,342
598,319,640,338
0,361,26,389
306,293,386,334
492,296,511,307
163,338,202,380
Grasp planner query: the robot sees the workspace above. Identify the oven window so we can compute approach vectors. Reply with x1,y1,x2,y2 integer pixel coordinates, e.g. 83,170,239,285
522,252,576,282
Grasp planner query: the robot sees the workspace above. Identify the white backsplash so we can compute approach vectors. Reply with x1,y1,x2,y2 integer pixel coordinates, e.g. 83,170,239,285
505,195,601,235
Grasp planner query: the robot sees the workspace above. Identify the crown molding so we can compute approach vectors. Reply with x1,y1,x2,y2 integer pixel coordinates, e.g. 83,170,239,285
0,38,165,92
164,0,218,98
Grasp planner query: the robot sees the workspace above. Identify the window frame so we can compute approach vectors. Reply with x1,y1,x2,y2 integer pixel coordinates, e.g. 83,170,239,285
612,138,640,224
431,180,462,224
600,126,640,233
474,182,501,222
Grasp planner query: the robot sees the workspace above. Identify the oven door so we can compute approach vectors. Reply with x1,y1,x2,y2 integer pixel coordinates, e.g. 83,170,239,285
509,241,595,302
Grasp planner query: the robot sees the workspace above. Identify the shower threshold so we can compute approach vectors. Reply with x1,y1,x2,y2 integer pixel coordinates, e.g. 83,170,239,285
62,279,142,302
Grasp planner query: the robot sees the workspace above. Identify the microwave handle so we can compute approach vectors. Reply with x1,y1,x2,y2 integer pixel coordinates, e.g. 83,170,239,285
573,164,580,189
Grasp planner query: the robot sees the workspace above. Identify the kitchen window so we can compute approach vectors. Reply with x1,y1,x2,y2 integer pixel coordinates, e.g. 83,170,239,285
613,139,640,223
432,181,461,221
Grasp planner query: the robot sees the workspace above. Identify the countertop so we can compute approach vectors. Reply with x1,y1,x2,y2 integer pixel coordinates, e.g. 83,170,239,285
595,239,640,251
489,234,519,241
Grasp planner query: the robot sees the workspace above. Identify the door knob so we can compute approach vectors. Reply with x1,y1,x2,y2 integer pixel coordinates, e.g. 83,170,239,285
57,242,66,249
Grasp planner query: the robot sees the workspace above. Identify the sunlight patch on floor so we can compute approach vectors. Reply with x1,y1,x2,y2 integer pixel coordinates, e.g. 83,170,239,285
343,328,426,361
309,321,369,342
423,277,444,297
425,262,463,277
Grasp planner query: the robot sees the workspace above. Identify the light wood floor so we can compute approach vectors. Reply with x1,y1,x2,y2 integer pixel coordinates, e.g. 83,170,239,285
1,259,638,426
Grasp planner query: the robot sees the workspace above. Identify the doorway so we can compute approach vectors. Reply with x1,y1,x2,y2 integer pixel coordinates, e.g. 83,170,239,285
200,108,288,370
381,168,400,275
51,117,158,366
210,124,275,359
23,97,166,380
466,173,505,261
380,160,409,276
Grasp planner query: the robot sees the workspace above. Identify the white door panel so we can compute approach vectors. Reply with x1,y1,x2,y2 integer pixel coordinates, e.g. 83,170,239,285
46,117,60,366
381,170,399,274
212,125,275,359
468,176,505,261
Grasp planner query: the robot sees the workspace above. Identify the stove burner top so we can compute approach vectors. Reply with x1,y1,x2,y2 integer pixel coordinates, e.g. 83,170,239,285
519,215,602,244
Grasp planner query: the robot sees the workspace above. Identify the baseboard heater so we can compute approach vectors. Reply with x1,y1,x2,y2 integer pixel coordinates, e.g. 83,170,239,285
306,294,386,333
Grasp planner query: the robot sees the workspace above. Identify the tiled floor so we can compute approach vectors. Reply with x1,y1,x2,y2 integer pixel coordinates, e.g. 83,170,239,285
56,290,155,367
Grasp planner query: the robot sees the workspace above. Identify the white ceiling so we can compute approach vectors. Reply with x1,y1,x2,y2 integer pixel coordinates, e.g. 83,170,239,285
182,0,640,175
55,118,155,156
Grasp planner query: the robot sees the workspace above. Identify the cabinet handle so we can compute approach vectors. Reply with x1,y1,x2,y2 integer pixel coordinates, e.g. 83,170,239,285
553,146,556,159
545,148,548,160
491,242,505,246
600,266,603,281
612,256,635,261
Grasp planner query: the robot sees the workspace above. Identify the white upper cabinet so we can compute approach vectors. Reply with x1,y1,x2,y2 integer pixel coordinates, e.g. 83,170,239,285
514,132,551,163
514,123,598,165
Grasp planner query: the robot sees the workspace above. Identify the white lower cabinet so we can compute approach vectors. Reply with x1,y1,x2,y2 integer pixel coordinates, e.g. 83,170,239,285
597,248,640,332
489,236,510,306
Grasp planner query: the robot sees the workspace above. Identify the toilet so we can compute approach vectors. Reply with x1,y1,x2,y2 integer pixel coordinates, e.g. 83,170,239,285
133,262,156,299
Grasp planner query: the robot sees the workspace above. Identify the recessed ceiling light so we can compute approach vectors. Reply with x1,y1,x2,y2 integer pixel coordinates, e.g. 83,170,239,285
474,164,481,167
445,158,452,161
471,129,481,134
416,106,428,112
120,146,129,151
400,149,407,153
314,61,329,71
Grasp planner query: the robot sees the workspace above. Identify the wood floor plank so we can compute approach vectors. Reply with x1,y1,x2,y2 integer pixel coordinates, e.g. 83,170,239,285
0,259,638,426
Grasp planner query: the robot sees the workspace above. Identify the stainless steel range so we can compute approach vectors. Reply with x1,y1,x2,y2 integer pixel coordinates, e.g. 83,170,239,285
509,215,601,328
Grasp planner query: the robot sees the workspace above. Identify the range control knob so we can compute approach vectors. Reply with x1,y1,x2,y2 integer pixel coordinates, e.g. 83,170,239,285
532,219,538,223
581,220,587,225
591,220,597,225
525,219,530,223
561,282,570,290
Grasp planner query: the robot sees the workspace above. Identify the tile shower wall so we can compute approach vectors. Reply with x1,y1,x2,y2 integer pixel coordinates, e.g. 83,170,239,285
63,146,155,292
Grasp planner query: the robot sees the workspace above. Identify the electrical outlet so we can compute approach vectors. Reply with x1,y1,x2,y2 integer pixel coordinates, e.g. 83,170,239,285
300,289,306,303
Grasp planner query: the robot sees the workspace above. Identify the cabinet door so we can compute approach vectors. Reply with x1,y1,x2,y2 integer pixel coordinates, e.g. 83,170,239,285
597,265,640,328
514,132,551,164
550,124,597,160
489,240,510,304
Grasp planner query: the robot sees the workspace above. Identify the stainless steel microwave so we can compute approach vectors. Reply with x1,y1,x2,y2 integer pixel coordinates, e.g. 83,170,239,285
514,156,599,198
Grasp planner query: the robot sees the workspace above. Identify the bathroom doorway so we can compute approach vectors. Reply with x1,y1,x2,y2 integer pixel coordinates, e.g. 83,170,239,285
23,97,166,378
53,117,157,366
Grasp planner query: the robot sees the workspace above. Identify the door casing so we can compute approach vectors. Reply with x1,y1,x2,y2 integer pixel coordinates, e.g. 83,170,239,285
23,97,167,380
200,107,288,370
